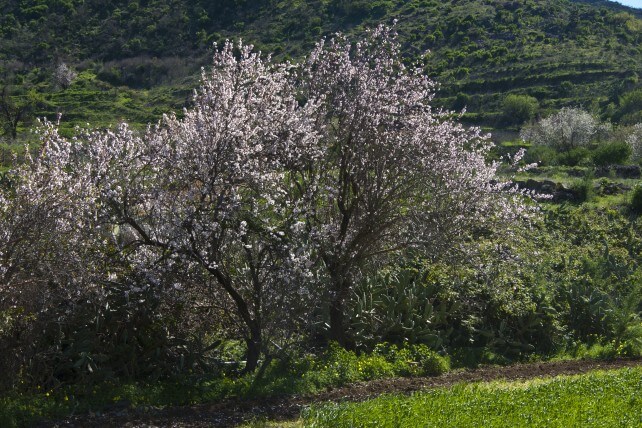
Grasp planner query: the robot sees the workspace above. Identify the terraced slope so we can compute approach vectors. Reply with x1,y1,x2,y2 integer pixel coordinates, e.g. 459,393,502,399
0,0,641,133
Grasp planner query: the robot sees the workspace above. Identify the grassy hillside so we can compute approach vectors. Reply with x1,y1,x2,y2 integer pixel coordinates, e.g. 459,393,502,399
0,0,641,137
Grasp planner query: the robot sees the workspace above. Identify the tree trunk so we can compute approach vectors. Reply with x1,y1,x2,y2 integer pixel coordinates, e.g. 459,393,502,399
328,277,351,347
329,297,346,346
204,265,263,373
244,324,262,373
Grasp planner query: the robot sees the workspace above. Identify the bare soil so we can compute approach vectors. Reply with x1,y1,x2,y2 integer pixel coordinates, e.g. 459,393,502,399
46,357,642,428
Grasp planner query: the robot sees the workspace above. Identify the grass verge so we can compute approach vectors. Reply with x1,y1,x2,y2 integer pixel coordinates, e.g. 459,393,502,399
302,367,642,427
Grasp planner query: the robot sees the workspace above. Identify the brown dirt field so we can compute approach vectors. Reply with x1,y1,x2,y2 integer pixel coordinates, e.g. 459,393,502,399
45,357,642,428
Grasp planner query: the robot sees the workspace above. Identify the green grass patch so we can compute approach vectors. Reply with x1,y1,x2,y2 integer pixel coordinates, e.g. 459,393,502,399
302,367,642,427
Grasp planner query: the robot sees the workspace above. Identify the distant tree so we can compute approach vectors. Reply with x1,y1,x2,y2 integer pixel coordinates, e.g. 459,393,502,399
502,94,538,126
626,123,642,162
53,62,77,89
0,83,34,140
521,107,598,151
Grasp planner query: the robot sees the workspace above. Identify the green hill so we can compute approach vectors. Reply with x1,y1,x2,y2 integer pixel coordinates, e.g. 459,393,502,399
1,0,641,138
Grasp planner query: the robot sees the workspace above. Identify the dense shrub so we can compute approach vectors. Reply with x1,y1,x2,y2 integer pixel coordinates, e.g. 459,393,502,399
630,185,642,214
372,343,450,376
569,175,595,203
347,266,460,350
558,147,591,166
501,94,538,126
452,92,471,110
524,144,559,166
592,142,631,166
251,342,450,395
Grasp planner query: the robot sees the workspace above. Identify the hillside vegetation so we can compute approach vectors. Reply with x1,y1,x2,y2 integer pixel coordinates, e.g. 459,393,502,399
2,3,642,426
2,4,642,427
1,0,642,140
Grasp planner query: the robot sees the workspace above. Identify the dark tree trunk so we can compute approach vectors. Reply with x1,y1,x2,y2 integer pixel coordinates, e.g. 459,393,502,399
202,264,264,373
244,324,262,373
328,277,351,347
329,297,346,346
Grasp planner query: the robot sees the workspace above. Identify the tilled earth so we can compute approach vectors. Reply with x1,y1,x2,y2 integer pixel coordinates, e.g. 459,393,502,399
45,357,642,428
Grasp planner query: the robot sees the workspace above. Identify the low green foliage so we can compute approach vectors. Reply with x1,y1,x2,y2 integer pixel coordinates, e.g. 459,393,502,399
558,147,592,167
630,184,642,214
302,367,642,427
569,175,595,203
524,144,559,166
0,342,450,426
592,142,632,166
501,94,538,127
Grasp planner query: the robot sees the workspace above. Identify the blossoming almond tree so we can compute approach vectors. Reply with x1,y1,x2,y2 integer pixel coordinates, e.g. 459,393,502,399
0,124,98,298
0,124,107,387
520,107,598,151
297,25,530,345
1,42,319,372
81,41,321,371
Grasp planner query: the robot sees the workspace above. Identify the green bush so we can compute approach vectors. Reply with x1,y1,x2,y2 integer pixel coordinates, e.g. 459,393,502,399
413,345,450,375
558,147,591,166
565,339,641,360
592,142,631,166
630,185,642,214
373,343,450,376
347,266,459,350
570,176,595,201
524,144,558,166
356,355,394,380
501,94,539,126
452,92,471,110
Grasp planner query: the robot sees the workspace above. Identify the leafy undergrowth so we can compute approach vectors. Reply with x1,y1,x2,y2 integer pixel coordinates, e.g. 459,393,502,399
302,367,642,428
0,343,448,427
1,340,639,426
